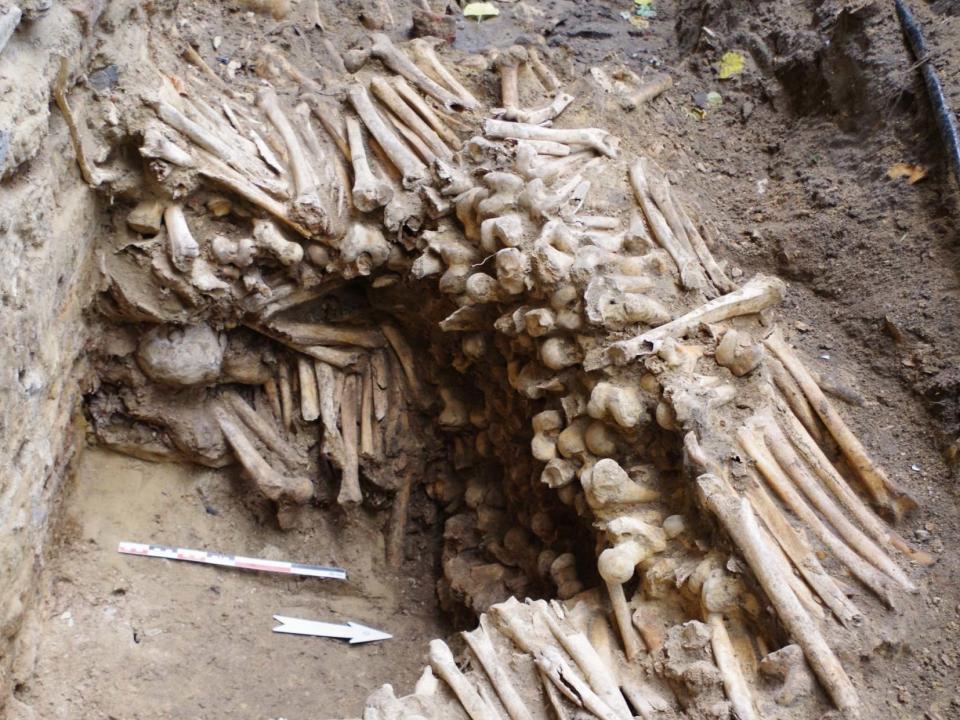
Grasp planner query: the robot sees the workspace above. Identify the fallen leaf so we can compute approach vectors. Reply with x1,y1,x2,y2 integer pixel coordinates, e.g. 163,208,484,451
463,2,499,19
887,162,927,184
718,51,744,79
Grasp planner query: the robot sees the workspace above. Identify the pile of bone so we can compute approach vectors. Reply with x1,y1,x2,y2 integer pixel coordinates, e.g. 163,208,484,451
83,21,935,720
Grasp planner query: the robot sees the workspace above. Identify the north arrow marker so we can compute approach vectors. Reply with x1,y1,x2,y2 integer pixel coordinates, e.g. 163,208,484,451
272,615,392,644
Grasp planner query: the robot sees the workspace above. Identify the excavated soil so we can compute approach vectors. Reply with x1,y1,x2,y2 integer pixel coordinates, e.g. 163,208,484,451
6,0,960,719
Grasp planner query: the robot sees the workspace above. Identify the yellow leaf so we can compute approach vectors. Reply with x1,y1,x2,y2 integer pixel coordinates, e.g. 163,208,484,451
718,51,744,80
463,2,499,19
887,162,927,184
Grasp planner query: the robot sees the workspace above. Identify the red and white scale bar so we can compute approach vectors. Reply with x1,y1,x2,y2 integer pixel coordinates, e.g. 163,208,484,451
118,542,347,580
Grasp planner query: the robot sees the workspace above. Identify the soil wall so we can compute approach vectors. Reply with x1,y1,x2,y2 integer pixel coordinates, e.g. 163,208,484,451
0,6,101,711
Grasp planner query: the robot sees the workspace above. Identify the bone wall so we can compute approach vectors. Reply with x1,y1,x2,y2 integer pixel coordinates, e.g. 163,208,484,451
0,5,105,710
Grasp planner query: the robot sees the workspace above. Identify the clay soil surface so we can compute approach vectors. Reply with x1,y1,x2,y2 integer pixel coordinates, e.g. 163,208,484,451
10,0,960,718
15,448,446,719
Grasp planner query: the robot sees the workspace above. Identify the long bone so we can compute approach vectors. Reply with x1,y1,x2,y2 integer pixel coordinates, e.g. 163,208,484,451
493,46,527,118
390,77,463,150
428,639,501,720
764,330,917,522
750,502,830,621
384,110,437,164
141,125,194,166
370,77,454,160
666,179,736,292
162,204,200,272
302,94,351,158
370,33,478,111
409,37,481,110
738,424,899,607
278,360,294,431
594,275,786,367
766,354,822,442
214,405,313,504
746,479,862,626
696,473,860,716
484,118,618,158
462,620,534,720
705,611,759,720
512,93,576,126
197,153,311,237
291,102,348,238
644,159,734,292
150,98,288,199
348,84,429,189
492,601,621,719
256,87,329,236
770,392,933,566
267,320,385,348
537,603,633,720
221,389,299,468
684,431,841,621
360,359,376,459
338,373,362,506
297,356,320,422
630,158,709,291
315,360,346,467
527,47,561,91
761,416,916,590
344,115,394,212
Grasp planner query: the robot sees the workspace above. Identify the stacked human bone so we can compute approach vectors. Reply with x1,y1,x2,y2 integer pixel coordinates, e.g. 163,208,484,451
82,18,931,720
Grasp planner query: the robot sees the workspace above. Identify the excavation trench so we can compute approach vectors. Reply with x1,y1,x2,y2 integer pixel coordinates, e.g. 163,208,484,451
3,1,957,719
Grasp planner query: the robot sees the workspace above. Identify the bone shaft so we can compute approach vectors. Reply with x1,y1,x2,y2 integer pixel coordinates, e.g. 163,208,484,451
391,77,462,150
412,41,480,108
278,360,294,431
606,580,641,661
764,420,914,590
360,360,375,458
500,63,519,110
739,426,897,607
222,389,297,463
162,204,200,272
707,614,759,720
259,90,314,196
527,47,560,91
697,474,860,715
348,85,426,185
544,620,632,720
197,153,310,237
381,323,427,408
752,508,828,620
606,276,785,365
765,331,914,520
462,628,535,720
386,471,413,567
428,640,500,720
371,33,475,111
271,320,384,348
338,373,362,506
630,73,672,105
371,77,453,160
768,355,822,442
747,481,859,626
773,394,932,565
297,356,320,422
263,378,282,423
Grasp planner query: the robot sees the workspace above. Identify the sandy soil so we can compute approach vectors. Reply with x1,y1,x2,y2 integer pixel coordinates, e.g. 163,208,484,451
8,0,960,718
14,448,446,719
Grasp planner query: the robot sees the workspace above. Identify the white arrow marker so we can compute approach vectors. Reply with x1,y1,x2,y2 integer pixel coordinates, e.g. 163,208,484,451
272,615,392,644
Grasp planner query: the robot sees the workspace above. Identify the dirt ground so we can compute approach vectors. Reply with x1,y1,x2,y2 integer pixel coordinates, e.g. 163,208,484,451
8,0,960,718
14,448,446,719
